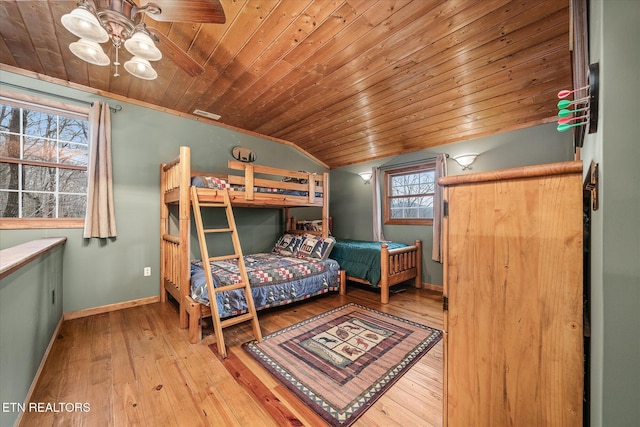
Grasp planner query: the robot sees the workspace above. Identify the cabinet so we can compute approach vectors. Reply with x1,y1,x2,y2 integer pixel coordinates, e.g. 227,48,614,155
439,161,583,426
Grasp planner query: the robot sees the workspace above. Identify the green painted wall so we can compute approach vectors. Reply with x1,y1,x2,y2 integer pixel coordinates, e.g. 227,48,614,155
0,245,65,427
329,122,574,286
581,1,640,425
0,70,326,313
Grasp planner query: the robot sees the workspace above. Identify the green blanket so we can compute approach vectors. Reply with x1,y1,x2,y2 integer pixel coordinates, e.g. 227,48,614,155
329,238,408,287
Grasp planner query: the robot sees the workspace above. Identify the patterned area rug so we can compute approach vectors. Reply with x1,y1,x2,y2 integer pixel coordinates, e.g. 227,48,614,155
243,303,442,426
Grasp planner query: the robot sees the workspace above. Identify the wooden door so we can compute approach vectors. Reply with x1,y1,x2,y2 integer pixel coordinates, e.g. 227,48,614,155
443,167,583,426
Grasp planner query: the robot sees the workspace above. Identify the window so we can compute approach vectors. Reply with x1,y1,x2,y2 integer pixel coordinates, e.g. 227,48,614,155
383,162,435,225
0,97,89,229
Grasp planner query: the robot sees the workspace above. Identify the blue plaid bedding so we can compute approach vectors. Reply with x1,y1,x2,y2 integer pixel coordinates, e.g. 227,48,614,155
190,253,340,318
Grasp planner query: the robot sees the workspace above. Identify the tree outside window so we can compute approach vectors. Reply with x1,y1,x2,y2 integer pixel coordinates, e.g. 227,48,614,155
383,163,435,225
0,99,89,228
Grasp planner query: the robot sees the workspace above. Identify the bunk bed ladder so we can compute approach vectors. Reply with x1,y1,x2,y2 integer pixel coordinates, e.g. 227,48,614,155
190,187,263,358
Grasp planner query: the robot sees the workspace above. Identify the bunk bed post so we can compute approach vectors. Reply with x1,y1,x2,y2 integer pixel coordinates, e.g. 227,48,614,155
160,162,168,303
188,299,202,343
414,240,422,289
380,243,390,303
178,146,191,329
322,172,330,238
285,209,292,233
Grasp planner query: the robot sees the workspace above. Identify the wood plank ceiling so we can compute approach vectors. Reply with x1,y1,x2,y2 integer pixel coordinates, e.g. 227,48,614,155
0,0,571,168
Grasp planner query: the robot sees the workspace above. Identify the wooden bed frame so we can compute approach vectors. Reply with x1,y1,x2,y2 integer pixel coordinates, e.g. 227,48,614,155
349,240,422,304
289,217,423,304
160,146,341,343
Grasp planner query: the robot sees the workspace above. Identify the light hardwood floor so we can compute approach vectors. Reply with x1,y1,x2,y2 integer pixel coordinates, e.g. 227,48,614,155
20,286,444,427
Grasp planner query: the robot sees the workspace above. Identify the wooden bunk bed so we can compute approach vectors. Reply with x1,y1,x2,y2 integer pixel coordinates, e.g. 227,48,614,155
290,217,423,304
160,146,344,346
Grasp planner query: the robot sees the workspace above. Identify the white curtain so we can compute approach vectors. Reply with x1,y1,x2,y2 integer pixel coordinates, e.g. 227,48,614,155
372,166,386,242
84,102,117,238
431,154,447,262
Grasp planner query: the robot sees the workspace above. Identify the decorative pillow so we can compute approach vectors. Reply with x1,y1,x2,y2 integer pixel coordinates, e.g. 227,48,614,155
296,234,335,260
272,233,306,257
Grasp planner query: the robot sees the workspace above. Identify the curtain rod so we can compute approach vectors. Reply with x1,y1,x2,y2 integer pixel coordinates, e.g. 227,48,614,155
0,81,122,113
379,154,449,171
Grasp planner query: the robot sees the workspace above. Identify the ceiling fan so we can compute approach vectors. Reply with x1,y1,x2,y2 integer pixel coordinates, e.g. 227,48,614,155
61,0,225,80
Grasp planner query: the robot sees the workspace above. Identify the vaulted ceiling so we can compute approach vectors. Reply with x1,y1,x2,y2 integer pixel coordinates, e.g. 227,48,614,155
0,0,571,168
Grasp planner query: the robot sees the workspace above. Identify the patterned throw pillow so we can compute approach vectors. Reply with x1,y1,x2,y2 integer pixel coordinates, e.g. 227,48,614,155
296,234,335,260
272,233,306,257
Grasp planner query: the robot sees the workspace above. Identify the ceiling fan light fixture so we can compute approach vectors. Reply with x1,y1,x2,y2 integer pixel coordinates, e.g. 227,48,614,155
61,0,224,79
69,39,110,66
124,56,158,80
61,6,109,43
124,31,162,61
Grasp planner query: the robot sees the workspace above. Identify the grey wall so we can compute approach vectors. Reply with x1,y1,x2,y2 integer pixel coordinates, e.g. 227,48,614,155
0,70,326,313
0,244,65,427
581,1,640,425
329,122,575,286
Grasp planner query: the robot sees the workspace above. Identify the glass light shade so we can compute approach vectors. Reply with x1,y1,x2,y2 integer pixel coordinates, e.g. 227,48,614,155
69,39,110,66
124,31,162,61
124,56,158,80
358,171,373,182
452,153,479,169
61,7,109,43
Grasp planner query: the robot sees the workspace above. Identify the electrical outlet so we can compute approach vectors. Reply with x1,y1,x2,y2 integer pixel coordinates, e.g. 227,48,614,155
144,267,151,277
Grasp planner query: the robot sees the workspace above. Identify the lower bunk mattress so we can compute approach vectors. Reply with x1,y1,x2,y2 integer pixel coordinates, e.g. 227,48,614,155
190,253,340,318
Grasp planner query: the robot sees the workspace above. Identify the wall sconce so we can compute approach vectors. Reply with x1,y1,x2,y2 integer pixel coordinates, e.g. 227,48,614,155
358,171,373,184
452,154,479,170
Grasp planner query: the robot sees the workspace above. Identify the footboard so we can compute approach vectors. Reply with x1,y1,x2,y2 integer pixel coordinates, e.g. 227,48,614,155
380,240,422,304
